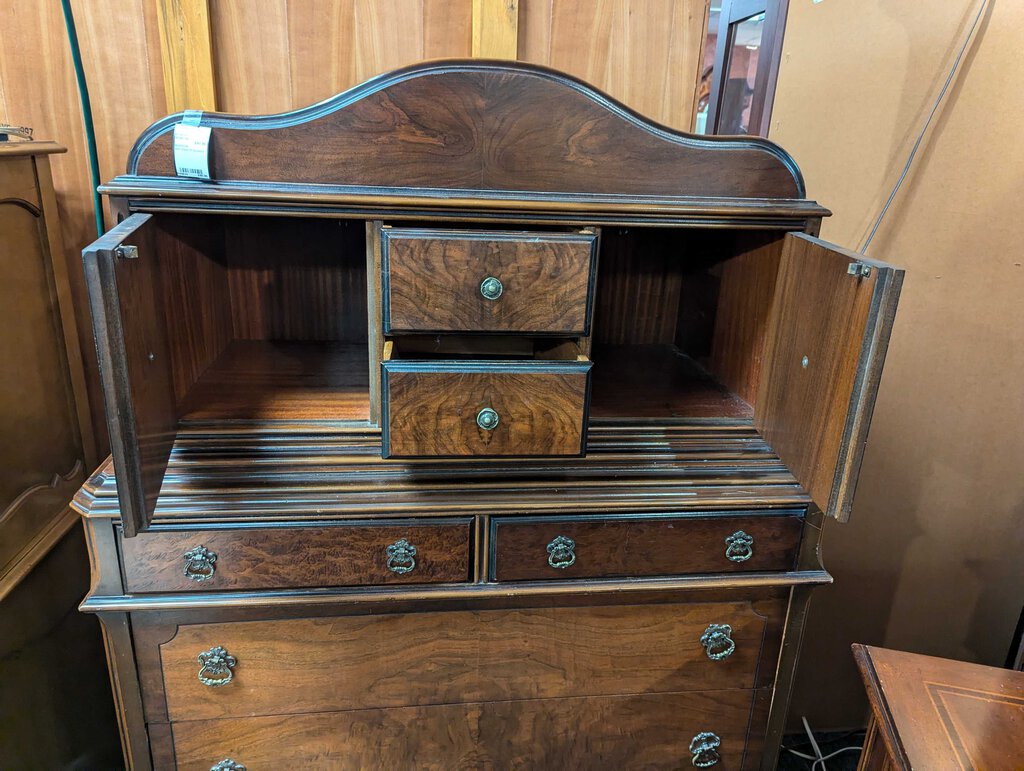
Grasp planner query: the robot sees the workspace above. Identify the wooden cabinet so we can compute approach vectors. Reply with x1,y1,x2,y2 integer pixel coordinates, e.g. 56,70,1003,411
74,62,902,770
0,140,93,597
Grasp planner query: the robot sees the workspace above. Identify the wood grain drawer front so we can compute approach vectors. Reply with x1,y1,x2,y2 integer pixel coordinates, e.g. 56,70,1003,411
491,513,803,581
158,601,782,721
120,520,471,593
171,688,768,770
382,228,598,334
382,360,591,457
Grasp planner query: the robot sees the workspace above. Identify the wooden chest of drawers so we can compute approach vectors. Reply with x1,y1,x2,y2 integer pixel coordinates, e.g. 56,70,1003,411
75,62,901,770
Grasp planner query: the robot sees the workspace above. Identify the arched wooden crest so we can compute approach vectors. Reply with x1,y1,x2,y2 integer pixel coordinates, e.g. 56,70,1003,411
124,60,810,205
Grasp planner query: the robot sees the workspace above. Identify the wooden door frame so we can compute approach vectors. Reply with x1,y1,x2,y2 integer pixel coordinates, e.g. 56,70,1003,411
706,0,790,137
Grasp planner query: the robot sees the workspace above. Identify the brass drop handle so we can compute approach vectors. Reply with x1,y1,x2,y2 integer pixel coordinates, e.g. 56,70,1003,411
197,646,237,687
480,275,503,300
700,624,736,660
476,407,499,430
210,761,246,771
724,530,754,563
546,535,576,569
386,538,417,574
689,731,722,767
183,545,217,582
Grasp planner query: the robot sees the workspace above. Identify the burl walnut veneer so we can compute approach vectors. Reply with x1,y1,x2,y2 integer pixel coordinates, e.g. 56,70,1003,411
74,61,902,770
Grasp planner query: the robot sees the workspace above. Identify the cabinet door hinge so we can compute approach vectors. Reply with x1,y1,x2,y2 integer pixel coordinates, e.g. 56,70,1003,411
114,245,139,260
847,261,872,278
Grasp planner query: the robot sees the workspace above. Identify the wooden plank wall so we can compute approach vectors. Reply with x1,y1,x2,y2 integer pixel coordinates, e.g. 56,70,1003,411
0,0,710,451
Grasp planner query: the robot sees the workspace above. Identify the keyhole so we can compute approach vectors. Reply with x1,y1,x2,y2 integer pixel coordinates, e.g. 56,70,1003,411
801,356,809,368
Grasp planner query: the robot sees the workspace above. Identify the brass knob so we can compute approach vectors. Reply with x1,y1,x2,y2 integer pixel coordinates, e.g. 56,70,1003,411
183,545,217,582
476,407,499,430
480,276,503,300
700,624,736,660
386,538,417,574
689,731,722,767
210,761,246,771
546,535,576,569
724,530,754,563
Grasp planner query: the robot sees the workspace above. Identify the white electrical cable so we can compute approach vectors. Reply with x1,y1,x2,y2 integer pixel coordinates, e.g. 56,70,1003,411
860,0,990,254
782,717,862,770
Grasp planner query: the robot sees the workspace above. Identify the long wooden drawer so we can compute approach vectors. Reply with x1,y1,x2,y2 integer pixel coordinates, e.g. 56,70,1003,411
120,520,472,593
381,358,592,457
170,688,769,770
491,512,803,581
382,227,598,334
153,601,783,722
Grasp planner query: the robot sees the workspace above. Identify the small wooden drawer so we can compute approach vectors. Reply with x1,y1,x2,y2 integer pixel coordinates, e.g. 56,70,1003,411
151,601,782,722
490,512,803,581
120,519,472,593
381,349,592,458
170,688,768,770
381,227,598,334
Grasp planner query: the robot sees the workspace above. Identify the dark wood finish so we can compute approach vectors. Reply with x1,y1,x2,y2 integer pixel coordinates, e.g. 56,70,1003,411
83,214,176,537
0,143,93,594
382,359,591,457
152,215,232,405
171,688,767,771
709,232,785,405
853,645,1024,771
156,601,781,721
491,512,802,581
76,423,810,524
755,234,903,521
72,62,903,771
179,340,370,423
706,0,790,138
225,216,367,342
383,227,597,334
128,61,806,201
590,344,754,419
121,520,472,592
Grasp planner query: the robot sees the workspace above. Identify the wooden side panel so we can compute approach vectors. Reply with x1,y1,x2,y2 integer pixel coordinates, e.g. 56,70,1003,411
157,602,781,721
121,521,472,592
225,217,367,342
154,217,232,405
709,232,786,404
383,363,591,457
518,0,708,131
83,215,175,536
755,234,903,521
171,689,763,771
383,229,597,334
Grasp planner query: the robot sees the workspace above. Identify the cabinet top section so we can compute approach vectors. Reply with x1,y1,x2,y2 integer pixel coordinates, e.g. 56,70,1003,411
103,60,829,225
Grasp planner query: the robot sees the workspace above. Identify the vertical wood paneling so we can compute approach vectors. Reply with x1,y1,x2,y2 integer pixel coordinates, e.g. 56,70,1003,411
518,0,709,130
211,0,472,114
287,0,357,108
473,0,520,58
210,0,293,113
72,0,166,184
155,0,217,112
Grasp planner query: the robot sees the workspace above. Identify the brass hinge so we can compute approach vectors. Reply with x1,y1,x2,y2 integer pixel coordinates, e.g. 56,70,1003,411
114,245,139,260
847,261,872,278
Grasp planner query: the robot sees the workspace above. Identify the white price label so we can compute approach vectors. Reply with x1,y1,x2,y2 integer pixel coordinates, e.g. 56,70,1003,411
173,122,212,180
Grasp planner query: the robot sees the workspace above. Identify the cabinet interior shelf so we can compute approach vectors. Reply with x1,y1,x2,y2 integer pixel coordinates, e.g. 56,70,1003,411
177,340,752,426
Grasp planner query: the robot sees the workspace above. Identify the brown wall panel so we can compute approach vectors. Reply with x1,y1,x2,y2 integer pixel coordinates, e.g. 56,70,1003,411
518,0,709,130
771,0,1024,730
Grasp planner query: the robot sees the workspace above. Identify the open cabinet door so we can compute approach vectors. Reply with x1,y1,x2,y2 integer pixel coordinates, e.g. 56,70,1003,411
755,233,903,522
83,213,175,536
